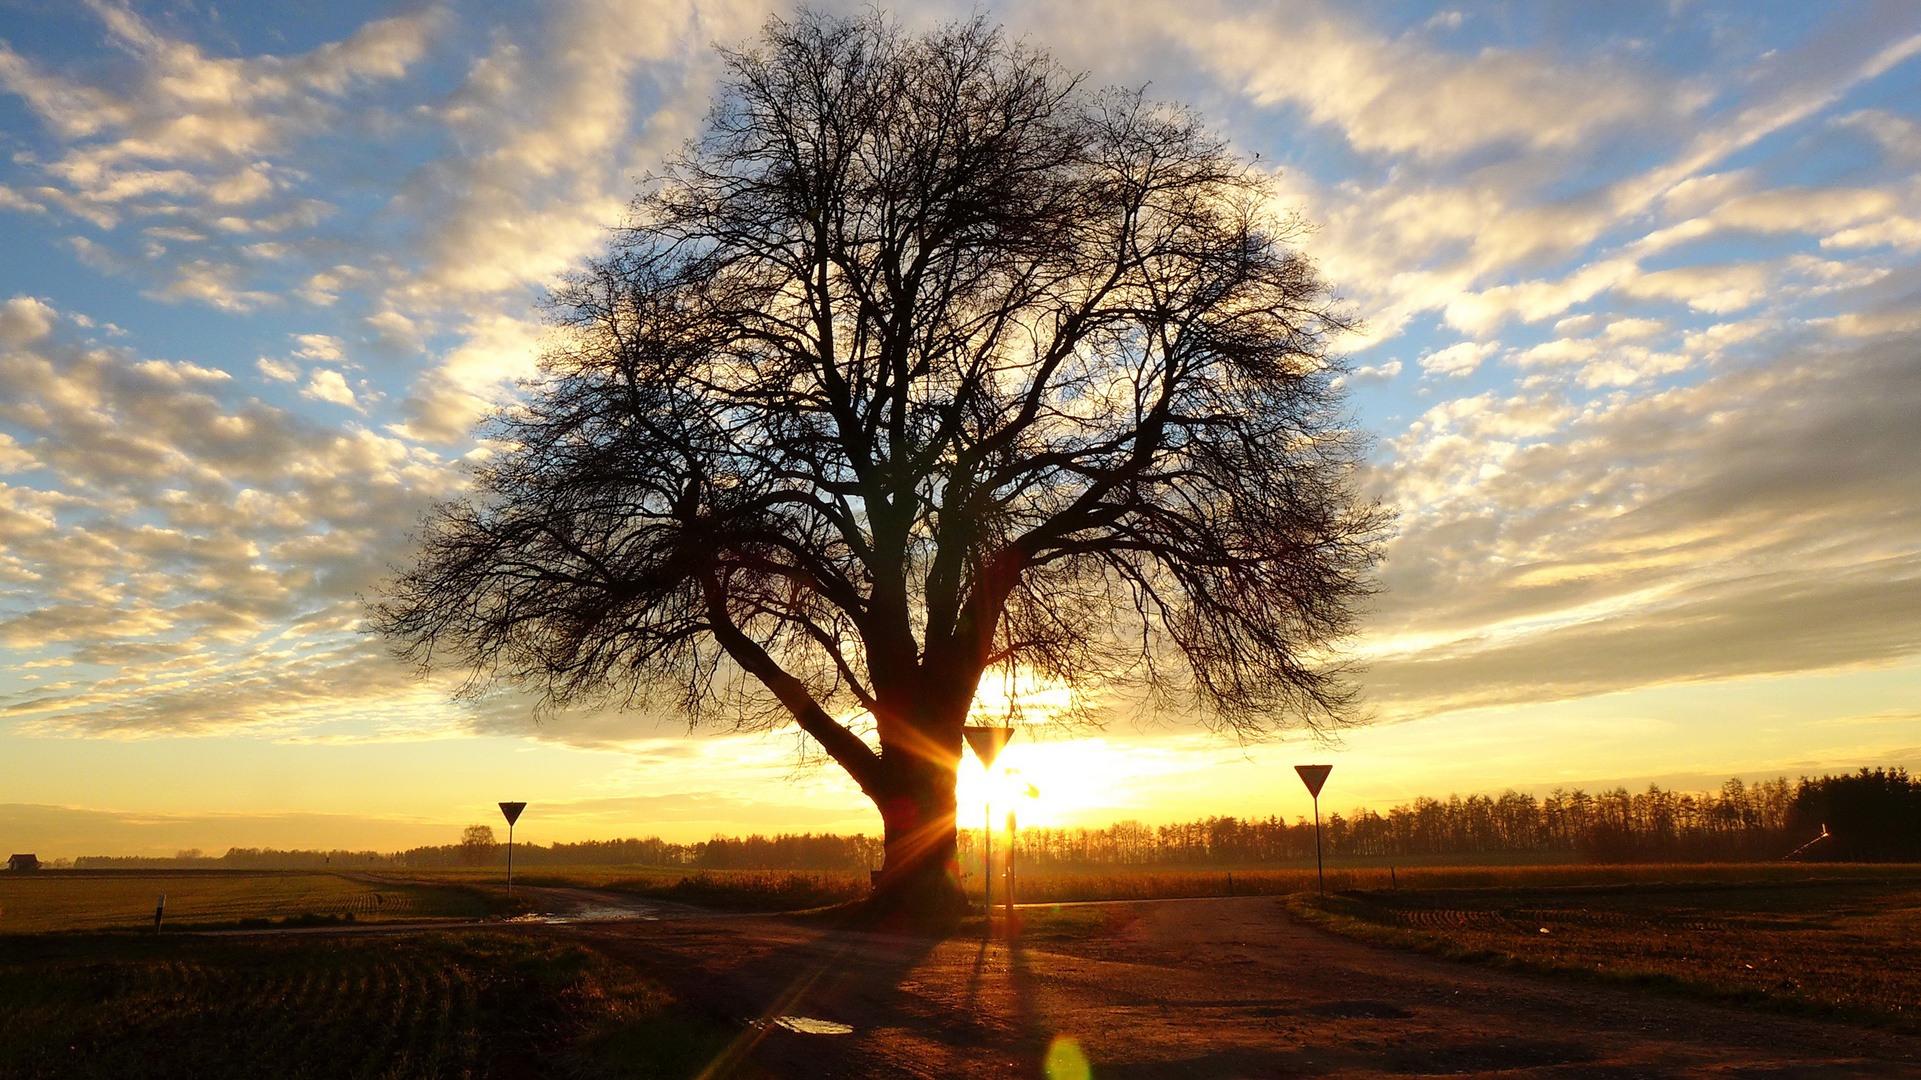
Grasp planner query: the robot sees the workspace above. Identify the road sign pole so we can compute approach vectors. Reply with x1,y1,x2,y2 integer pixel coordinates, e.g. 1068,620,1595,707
1005,807,1017,925
1293,765,1333,899
961,725,1015,935
498,802,527,904
1313,795,1324,897
983,800,993,926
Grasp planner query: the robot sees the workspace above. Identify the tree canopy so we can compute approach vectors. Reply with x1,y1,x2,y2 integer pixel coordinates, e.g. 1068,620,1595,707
374,11,1385,918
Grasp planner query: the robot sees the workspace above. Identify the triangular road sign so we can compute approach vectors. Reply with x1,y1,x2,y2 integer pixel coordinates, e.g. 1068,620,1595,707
499,801,526,826
1294,764,1333,798
962,726,1014,770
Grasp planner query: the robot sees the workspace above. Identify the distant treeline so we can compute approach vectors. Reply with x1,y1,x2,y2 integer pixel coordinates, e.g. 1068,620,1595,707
72,832,881,872
969,769,1921,867
62,769,1921,871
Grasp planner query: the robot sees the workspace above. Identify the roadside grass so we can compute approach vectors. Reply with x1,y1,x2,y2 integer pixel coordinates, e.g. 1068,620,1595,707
0,931,737,1080
997,861,1921,904
0,870,504,934
1289,872,1921,1034
1009,903,1146,943
378,859,1921,914
626,869,869,911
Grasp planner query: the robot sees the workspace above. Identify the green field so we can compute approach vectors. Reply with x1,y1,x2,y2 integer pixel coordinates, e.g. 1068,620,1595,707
1292,869,1921,1033
0,871,499,933
0,931,729,1080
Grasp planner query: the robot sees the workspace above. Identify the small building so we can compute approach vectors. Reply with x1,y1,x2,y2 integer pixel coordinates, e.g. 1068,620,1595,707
7,854,38,872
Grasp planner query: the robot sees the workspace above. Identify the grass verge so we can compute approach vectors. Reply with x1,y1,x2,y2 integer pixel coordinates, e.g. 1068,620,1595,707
1289,875,1921,1035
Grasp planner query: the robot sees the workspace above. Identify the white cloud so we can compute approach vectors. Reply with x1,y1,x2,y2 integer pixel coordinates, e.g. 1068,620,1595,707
1366,325,1921,716
300,369,359,410
0,297,56,346
290,334,346,364
1144,0,1681,163
1837,109,1921,160
394,312,547,443
390,0,763,310
1420,340,1499,378
0,297,465,735
1342,360,1402,386
2,0,1920,759
154,260,277,312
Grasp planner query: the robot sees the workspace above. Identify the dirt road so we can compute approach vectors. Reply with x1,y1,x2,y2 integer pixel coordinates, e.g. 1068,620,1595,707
578,895,1920,1079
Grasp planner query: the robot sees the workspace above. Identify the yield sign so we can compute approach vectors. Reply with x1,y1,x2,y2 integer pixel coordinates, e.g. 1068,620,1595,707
498,801,526,826
1294,765,1333,798
962,725,1014,770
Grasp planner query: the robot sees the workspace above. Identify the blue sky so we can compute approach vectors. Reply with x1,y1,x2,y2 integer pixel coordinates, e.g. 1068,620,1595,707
2,0,1918,857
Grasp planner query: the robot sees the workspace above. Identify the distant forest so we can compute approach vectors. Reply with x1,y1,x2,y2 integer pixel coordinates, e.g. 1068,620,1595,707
994,769,1920,868
68,768,1921,871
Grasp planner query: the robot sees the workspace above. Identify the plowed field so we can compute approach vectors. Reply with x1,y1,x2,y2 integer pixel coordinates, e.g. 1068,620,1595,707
1298,876,1921,1032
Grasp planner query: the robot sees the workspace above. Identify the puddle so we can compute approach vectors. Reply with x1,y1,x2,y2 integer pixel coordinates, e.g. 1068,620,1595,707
757,1016,855,1035
507,905,660,924
539,904,658,923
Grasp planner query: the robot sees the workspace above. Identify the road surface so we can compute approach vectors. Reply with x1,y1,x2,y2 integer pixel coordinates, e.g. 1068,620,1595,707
574,894,1919,1079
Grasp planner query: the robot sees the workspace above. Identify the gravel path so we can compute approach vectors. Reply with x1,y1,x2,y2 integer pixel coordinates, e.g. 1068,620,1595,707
578,895,1921,1079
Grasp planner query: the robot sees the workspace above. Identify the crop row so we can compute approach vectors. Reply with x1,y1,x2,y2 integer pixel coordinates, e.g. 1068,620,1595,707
0,933,642,1079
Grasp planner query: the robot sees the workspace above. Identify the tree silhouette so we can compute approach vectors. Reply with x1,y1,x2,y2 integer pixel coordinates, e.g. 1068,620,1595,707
374,12,1384,921
458,824,498,867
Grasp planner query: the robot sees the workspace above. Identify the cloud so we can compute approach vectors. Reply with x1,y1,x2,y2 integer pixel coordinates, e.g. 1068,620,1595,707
155,260,278,311
1420,340,1499,378
1838,108,1921,160
300,369,360,410
0,296,56,346
1137,0,1681,163
0,297,468,736
393,312,548,443
0,802,466,860
0,2,441,216
1341,360,1401,387
2,0,1919,772
391,0,765,308
1364,329,1921,716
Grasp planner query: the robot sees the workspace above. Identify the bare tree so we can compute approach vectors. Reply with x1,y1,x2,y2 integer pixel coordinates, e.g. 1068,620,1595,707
374,11,1385,922
458,824,498,867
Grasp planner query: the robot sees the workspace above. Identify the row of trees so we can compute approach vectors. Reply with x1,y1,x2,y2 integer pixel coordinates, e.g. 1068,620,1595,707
74,832,876,871
66,771,1919,870
968,771,1916,867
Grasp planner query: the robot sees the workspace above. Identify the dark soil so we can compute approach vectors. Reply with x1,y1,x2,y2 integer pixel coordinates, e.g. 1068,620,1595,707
573,895,1921,1078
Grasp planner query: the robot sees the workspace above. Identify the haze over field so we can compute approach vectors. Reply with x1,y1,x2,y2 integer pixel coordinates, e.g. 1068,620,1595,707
2,0,1918,859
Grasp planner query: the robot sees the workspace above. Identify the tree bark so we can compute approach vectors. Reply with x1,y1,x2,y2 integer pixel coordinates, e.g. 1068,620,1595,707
865,686,970,929
869,758,965,929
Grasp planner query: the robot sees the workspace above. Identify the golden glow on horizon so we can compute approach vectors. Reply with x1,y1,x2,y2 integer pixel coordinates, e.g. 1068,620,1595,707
955,738,1170,830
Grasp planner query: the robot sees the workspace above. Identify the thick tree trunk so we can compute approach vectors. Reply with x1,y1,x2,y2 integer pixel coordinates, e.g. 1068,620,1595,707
869,773,964,930
864,698,968,931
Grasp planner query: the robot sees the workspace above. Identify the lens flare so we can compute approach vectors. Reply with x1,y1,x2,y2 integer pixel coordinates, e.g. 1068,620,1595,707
1044,1035,1091,1080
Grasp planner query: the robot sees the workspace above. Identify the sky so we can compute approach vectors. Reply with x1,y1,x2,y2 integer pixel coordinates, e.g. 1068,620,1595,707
1,0,1918,860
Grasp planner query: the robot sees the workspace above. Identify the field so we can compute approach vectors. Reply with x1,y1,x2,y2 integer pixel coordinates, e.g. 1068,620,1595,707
387,865,873,911
0,870,502,933
0,931,728,1080
2,862,1918,1077
973,858,1920,905
1292,867,1921,1033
